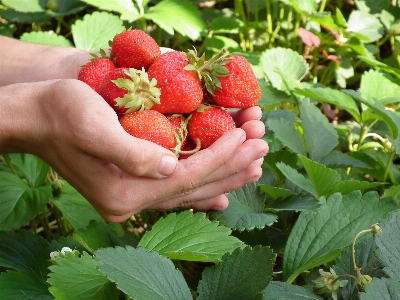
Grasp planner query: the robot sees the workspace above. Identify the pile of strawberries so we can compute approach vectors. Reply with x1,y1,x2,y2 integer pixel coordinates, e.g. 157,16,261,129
78,29,261,158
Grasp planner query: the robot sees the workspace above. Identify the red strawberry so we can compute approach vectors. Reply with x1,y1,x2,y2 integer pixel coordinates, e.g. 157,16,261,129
168,114,189,149
120,110,177,149
211,55,261,108
78,57,116,93
98,68,160,115
147,51,203,114
188,106,236,149
111,29,161,69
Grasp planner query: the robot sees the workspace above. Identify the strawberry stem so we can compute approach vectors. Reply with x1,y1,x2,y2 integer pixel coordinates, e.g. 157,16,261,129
178,138,201,155
197,49,228,73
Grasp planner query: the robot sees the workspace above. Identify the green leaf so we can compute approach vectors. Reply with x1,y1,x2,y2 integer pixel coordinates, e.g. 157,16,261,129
260,47,308,91
355,0,390,14
50,182,104,230
359,56,400,78
344,90,400,139
95,246,192,300
81,0,140,21
2,0,45,12
145,0,205,40
8,153,49,187
20,31,72,47
72,11,124,51
374,209,400,280
281,0,317,13
299,99,339,161
319,150,372,169
0,230,50,282
210,184,277,231
264,192,322,212
74,220,138,253
359,70,400,103
276,162,317,197
139,211,244,263
266,118,307,156
262,281,324,299
347,10,384,42
0,171,52,231
197,246,276,300
48,252,118,300
0,271,53,300
283,191,397,282
333,237,384,300
295,85,360,122
359,278,400,300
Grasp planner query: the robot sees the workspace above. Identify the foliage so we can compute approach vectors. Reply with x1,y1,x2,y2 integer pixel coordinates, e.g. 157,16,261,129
1,0,400,298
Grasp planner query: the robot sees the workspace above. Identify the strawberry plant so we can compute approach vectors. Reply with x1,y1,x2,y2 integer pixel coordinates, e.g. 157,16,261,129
1,0,400,299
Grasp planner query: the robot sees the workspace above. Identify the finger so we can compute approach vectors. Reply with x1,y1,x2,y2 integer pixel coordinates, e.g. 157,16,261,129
148,158,264,211
240,120,265,139
229,106,263,127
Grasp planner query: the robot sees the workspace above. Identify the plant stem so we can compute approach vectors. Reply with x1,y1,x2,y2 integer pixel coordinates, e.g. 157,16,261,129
382,147,395,183
3,154,18,177
352,229,372,271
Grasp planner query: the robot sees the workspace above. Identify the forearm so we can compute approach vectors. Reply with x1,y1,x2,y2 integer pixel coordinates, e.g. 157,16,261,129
0,36,91,86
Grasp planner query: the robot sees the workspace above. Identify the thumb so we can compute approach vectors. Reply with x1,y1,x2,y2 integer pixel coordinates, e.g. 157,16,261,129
88,126,178,179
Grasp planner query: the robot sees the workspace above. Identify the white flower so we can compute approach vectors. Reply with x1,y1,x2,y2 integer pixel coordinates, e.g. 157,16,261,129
60,247,73,254
50,251,59,260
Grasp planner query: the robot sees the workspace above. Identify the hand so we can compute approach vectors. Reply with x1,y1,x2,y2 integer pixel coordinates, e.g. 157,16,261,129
0,79,267,222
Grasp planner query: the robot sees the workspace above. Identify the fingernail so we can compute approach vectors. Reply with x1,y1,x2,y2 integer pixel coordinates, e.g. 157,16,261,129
159,155,177,176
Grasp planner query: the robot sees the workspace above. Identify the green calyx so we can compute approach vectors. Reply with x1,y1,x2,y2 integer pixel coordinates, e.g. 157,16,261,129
113,68,161,113
184,48,231,96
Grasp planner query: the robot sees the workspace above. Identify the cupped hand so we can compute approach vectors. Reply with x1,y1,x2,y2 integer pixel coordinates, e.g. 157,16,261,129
7,79,267,222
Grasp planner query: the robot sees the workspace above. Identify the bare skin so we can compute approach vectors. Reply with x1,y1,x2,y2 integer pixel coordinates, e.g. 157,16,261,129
0,36,268,222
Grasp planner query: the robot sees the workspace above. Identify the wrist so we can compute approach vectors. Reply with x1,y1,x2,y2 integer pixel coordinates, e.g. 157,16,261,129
0,82,52,154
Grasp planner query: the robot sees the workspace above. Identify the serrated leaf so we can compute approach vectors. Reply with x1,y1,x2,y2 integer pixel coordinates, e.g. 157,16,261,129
0,9,52,23
283,191,397,282
95,246,192,300
331,180,384,195
8,153,49,187
0,171,52,231
81,0,139,21
139,211,244,263
299,99,339,161
197,246,276,300
374,209,400,280
333,238,384,300
50,182,104,230
266,118,307,156
262,281,324,300
295,85,360,122
145,0,205,40
20,31,72,47
72,11,124,51
210,184,277,231
265,193,322,212
260,47,308,91
359,278,400,300
48,252,118,300
347,10,384,42
260,186,295,200
355,0,390,14
74,220,138,253
360,70,400,103
276,163,317,197
0,230,50,282
0,271,53,300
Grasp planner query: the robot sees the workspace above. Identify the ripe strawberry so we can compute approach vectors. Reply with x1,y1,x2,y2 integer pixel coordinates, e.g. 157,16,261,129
211,55,261,108
168,114,189,149
120,110,177,149
111,29,161,69
98,68,160,115
187,106,236,149
78,57,116,93
147,51,203,114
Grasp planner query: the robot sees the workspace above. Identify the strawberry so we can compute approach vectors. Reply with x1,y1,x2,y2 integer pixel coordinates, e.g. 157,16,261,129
119,110,177,149
98,68,160,115
187,106,236,149
78,57,116,93
211,55,261,108
168,114,189,149
111,29,161,70
147,51,203,114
